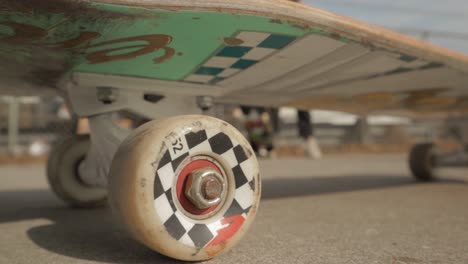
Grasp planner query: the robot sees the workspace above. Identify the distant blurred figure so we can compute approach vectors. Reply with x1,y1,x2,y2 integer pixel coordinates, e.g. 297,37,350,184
240,106,322,159
241,106,274,158
298,110,322,159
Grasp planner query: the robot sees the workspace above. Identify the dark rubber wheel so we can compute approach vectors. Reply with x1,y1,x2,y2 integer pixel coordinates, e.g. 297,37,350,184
47,135,107,208
409,143,437,181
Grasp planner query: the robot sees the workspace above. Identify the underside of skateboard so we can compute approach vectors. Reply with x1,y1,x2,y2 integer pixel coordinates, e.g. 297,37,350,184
1,0,468,261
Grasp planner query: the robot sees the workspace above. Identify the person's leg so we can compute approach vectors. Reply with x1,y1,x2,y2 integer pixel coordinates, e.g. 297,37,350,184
297,110,322,159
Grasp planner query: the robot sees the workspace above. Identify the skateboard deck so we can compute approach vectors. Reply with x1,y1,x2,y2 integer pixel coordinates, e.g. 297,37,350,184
1,0,468,115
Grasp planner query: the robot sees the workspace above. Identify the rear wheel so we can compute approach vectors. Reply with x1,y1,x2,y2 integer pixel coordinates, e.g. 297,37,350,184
409,143,437,181
47,135,107,208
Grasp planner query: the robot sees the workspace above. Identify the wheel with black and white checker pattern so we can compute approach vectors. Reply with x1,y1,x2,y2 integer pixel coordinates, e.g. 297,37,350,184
108,115,260,261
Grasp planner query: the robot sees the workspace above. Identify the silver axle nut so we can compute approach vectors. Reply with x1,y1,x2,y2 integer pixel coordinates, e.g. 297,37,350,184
185,167,226,209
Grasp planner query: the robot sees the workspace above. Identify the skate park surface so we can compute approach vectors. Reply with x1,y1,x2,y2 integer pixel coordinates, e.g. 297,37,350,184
0,154,467,264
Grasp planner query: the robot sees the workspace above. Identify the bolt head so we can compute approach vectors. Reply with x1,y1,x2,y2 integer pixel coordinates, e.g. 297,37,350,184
96,87,118,105
185,167,225,209
202,177,223,200
196,96,214,111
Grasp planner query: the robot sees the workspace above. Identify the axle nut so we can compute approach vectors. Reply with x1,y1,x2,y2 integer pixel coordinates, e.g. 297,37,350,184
185,167,226,209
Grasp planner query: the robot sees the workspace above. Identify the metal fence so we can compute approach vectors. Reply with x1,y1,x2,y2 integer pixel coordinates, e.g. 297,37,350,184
0,95,75,155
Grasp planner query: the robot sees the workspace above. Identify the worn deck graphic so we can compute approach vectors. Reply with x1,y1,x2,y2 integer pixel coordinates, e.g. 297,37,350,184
0,0,467,114
0,2,313,83
184,31,298,84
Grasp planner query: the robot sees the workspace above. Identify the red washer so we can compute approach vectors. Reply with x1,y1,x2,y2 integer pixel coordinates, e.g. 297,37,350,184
176,159,224,215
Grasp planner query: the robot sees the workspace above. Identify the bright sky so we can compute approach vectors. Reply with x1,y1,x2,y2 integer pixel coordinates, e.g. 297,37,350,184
304,0,468,54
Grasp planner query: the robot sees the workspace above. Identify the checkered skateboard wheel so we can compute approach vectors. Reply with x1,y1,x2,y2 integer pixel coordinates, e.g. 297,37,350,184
108,115,261,261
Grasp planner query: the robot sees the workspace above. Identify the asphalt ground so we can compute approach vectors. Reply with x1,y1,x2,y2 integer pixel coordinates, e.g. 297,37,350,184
0,154,467,264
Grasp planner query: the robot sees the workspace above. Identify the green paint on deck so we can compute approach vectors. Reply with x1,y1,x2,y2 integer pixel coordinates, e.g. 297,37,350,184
0,2,350,82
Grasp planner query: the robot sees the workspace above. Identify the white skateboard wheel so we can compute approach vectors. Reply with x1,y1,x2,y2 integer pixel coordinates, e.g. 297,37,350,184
109,115,261,261
46,135,107,208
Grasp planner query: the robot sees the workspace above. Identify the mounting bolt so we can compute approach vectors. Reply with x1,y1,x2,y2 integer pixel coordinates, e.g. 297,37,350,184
96,87,118,105
196,96,214,111
185,167,226,209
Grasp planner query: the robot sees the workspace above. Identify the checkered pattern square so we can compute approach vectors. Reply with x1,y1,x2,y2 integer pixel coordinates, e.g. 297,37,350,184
184,31,297,84
153,129,256,248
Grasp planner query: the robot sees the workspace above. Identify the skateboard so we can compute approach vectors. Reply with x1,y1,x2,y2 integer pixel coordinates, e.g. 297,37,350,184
1,0,468,261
